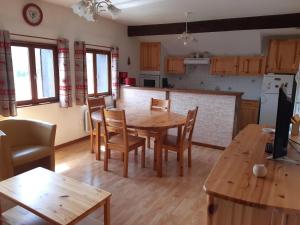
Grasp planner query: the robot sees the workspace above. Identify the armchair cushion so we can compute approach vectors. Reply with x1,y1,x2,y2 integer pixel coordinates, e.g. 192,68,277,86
11,145,52,167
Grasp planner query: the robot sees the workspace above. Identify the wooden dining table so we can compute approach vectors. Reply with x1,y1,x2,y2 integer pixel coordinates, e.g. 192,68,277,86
91,108,186,177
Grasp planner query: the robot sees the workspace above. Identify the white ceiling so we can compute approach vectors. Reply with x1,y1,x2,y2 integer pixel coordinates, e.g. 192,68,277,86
41,0,300,26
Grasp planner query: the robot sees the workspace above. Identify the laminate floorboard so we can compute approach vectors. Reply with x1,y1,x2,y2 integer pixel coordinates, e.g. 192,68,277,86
1,140,221,225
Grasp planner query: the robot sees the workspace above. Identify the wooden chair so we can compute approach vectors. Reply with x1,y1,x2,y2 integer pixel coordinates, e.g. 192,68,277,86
102,109,146,177
139,98,171,149
87,97,106,158
162,107,198,176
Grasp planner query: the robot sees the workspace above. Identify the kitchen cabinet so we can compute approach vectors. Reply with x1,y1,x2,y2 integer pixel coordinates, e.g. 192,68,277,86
210,56,239,75
266,39,300,74
140,42,161,71
239,99,259,130
165,56,185,74
238,56,266,75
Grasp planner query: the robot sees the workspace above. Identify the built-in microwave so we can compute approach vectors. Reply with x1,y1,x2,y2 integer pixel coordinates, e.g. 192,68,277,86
139,74,160,88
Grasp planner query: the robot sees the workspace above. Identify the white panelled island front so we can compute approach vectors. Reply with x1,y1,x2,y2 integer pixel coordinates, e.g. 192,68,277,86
118,86,243,149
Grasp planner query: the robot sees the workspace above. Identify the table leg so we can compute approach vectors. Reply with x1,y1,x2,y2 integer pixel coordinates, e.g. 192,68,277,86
177,126,182,161
104,197,111,225
96,122,101,161
0,196,3,225
156,129,163,177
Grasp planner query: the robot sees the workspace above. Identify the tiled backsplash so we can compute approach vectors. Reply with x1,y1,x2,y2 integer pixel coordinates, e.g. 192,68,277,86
166,66,263,100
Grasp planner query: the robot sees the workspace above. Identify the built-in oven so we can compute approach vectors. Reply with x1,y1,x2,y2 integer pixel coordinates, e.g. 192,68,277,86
139,74,160,88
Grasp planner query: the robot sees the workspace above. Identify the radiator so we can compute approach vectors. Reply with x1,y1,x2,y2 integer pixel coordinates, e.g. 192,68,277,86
84,109,91,133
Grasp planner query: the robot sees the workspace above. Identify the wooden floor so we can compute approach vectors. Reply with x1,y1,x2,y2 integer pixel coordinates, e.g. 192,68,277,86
1,140,221,225
54,140,221,225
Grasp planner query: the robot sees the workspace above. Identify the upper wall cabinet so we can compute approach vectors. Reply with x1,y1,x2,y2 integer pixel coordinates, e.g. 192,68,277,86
210,56,239,75
165,56,185,75
210,56,266,76
140,42,161,71
266,39,300,74
238,56,266,76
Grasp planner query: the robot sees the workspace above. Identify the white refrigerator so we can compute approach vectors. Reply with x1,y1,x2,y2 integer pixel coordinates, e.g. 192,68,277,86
259,74,295,126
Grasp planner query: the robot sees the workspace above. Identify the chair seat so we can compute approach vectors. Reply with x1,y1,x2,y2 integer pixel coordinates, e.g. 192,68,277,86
11,145,52,167
163,135,188,150
108,134,145,147
163,135,179,147
92,127,137,136
92,126,105,136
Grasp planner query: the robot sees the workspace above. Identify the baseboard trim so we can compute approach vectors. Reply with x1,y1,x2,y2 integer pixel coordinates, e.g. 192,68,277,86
55,135,89,150
54,136,225,151
192,141,225,150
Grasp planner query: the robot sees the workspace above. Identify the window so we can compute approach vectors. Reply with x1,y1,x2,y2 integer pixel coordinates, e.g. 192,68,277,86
11,42,58,106
86,49,111,96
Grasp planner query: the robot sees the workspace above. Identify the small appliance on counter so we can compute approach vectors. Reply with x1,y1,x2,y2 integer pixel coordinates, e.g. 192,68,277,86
139,72,160,88
162,78,169,88
125,77,136,86
162,78,174,88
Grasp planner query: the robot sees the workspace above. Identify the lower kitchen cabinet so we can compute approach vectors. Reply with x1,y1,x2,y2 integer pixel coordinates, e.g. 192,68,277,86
239,99,260,130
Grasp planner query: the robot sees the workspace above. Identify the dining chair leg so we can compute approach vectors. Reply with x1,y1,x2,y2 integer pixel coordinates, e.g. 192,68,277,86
96,123,101,161
90,133,94,153
179,150,184,176
121,152,124,161
147,136,151,149
108,149,111,159
141,144,146,168
164,149,168,161
156,130,163,177
123,152,129,178
153,143,157,170
104,148,109,171
177,152,180,161
188,145,192,168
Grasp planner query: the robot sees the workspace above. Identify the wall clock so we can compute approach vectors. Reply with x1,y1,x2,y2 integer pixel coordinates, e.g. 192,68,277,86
23,3,43,26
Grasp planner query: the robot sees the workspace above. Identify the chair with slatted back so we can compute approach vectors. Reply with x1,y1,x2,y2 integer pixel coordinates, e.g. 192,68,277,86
102,109,146,177
150,98,170,112
138,98,171,149
87,97,106,158
162,107,198,176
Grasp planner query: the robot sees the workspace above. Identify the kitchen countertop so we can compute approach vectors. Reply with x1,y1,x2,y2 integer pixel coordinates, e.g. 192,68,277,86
121,86,243,97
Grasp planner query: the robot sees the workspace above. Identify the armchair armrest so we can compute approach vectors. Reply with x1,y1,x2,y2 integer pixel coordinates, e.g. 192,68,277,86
28,120,57,147
0,130,13,181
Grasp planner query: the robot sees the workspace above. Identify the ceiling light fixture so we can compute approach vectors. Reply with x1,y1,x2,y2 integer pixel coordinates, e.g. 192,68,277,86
72,0,121,22
178,12,197,45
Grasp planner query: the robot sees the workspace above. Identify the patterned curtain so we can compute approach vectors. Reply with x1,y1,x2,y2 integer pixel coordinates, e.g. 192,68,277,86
74,41,87,105
111,47,120,100
57,39,72,108
0,30,16,117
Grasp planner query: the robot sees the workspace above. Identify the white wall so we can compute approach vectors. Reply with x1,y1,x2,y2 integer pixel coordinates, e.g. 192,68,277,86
138,29,300,100
0,0,139,145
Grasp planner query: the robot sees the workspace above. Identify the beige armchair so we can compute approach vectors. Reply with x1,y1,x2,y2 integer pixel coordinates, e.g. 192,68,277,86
0,119,56,181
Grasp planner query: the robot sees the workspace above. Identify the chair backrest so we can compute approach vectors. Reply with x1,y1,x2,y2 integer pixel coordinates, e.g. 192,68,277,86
150,98,170,112
181,107,199,144
102,109,128,147
87,97,106,130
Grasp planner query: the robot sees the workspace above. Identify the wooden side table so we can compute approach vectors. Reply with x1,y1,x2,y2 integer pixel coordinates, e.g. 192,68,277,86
0,168,111,225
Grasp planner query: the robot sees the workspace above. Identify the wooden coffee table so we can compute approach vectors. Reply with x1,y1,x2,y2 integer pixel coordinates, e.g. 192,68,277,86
0,168,111,225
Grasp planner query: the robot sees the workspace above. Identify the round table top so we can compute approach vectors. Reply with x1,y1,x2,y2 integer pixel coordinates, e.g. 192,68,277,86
91,109,186,130
125,109,186,130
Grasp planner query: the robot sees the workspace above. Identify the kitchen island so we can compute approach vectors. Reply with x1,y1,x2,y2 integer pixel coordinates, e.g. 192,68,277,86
204,124,300,225
117,86,243,149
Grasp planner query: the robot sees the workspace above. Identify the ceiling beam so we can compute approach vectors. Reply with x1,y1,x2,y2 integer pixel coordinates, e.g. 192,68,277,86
128,13,300,37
